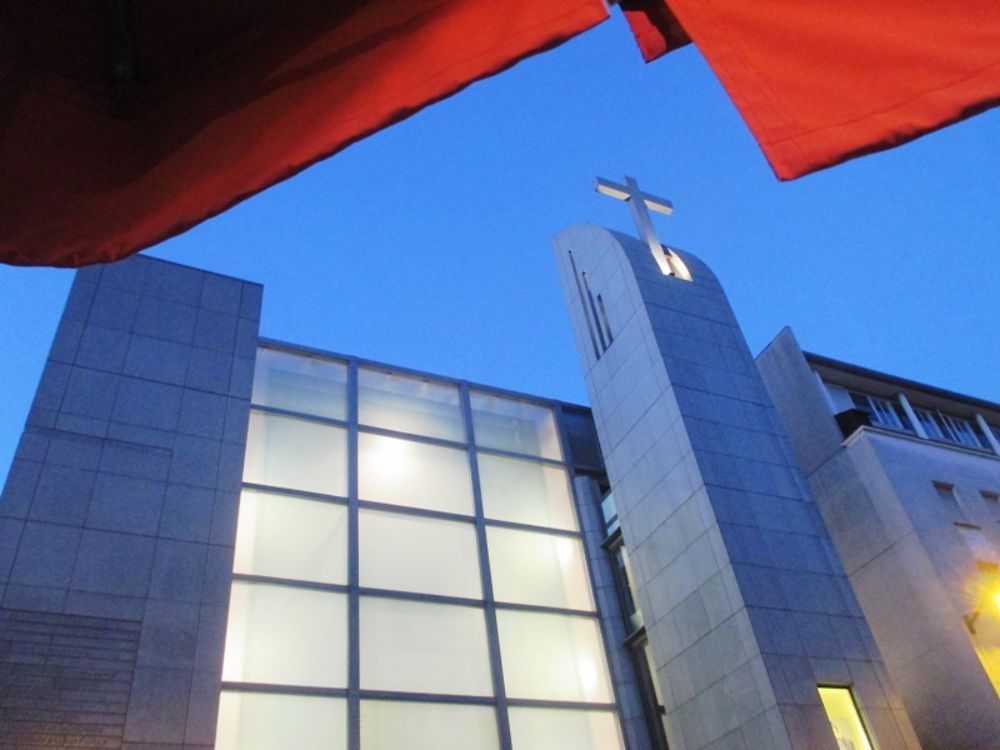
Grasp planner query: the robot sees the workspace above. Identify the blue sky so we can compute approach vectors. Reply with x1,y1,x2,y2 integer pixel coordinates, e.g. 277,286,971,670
1,13,998,485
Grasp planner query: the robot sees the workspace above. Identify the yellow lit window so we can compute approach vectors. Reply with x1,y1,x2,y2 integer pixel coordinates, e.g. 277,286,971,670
817,687,875,750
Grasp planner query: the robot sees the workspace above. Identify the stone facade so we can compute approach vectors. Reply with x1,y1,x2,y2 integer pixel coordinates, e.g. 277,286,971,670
0,256,261,749
553,225,919,750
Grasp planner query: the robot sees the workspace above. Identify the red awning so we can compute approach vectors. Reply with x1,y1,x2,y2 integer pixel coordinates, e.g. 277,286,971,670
624,1,1000,180
0,0,607,267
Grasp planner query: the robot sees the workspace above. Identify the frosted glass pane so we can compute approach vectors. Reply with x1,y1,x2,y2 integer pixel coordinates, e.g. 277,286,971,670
360,597,492,695
234,490,347,584
470,392,561,459
359,433,473,515
508,707,623,750
216,692,346,750
252,348,347,420
244,412,347,496
487,527,593,610
223,582,346,688
360,510,481,598
361,701,499,750
359,368,464,441
478,454,577,530
497,610,612,702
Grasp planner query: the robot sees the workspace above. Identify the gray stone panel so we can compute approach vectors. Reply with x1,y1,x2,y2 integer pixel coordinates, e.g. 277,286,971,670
0,255,262,748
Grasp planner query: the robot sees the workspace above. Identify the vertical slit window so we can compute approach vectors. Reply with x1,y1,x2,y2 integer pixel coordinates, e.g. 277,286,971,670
582,271,608,352
568,250,602,359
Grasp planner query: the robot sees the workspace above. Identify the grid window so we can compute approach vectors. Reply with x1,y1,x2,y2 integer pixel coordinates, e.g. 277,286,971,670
222,582,347,688
223,353,630,750
358,432,473,515
359,367,465,441
360,509,481,598
244,411,347,496
252,348,347,420
478,453,577,530
497,609,614,702
508,707,624,750
360,700,500,750
216,692,346,750
360,597,493,696
487,526,594,610
470,391,562,460
234,489,347,585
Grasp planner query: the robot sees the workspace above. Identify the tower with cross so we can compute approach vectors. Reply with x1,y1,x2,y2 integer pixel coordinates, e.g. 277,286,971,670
550,183,915,750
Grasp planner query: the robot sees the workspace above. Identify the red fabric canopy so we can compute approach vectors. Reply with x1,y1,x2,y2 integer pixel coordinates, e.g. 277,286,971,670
0,0,606,267
623,1,1000,180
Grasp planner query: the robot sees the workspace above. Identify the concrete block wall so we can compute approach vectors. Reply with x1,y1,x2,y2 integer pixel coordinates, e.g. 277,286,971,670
0,255,261,749
553,225,919,750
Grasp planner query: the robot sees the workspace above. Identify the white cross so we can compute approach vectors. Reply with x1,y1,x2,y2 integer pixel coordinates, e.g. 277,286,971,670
595,176,680,273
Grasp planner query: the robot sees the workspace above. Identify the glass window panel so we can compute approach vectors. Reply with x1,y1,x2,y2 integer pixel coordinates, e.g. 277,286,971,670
508,707,624,750
222,582,347,688
216,692,346,750
358,433,473,515
478,454,577,531
487,526,593,610
361,701,499,750
244,412,347,496
359,368,465,441
252,348,347,420
234,490,347,585
470,392,562,459
360,509,481,598
817,687,875,750
916,408,946,440
360,597,492,695
497,609,613,702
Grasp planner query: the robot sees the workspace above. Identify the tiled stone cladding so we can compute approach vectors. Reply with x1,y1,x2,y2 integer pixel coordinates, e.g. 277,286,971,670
0,255,261,749
553,225,920,750
759,327,1000,750
0,609,140,749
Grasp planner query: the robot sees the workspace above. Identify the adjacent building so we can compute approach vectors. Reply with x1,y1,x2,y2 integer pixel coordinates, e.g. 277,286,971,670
757,329,1000,750
1,215,998,750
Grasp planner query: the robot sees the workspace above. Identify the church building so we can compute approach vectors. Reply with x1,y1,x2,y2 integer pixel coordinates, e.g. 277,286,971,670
1,183,997,749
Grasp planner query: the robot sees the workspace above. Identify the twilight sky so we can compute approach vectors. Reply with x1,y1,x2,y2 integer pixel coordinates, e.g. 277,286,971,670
1,13,998,485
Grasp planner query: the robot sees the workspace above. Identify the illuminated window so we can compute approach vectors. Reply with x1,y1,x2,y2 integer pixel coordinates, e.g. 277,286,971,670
216,692,346,750
243,411,347,496
508,707,624,750
360,509,481,598
358,432,473,515
470,392,562,459
222,582,347,688
358,367,464,441
487,526,594,610
252,348,347,420
360,597,492,695
817,686,875,750
361,700,499,750
478,453,577,530
496,609,614,703
234,489,347,584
